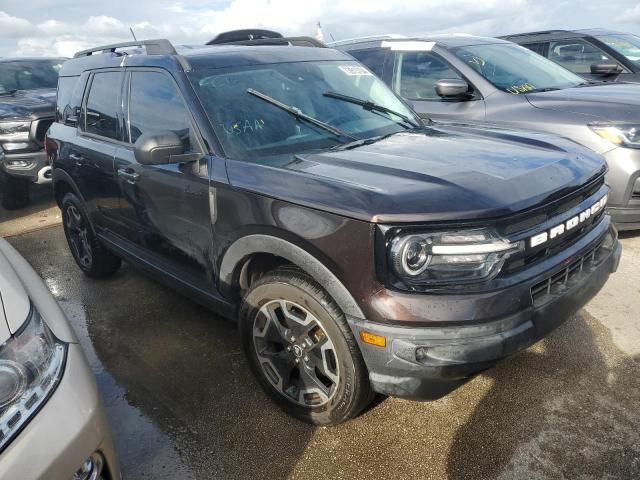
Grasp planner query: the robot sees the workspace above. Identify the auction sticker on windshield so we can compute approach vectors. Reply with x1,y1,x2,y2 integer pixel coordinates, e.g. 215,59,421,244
339,65,373,76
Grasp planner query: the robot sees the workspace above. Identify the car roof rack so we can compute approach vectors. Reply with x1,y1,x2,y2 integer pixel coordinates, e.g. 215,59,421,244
206,29,325,47
207,29,284,44
328,34,407,47
73,39,178,58
501,30,572,39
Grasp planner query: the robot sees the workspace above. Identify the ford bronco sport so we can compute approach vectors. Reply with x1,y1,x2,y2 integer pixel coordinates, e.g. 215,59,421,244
48,39,621,425
0,58,64,210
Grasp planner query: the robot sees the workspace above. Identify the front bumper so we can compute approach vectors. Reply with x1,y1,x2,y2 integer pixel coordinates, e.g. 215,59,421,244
0,149,50,183
348,221,621,400
0,345,120,480
603,147,640,230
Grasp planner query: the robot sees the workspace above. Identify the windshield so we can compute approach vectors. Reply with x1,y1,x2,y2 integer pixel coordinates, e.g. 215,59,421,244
454,43,584,94
188,60,419,162
0,59,63,94
597,34,640,66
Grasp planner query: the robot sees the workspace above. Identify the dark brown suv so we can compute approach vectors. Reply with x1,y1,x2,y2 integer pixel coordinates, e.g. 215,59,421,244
48,39,621,425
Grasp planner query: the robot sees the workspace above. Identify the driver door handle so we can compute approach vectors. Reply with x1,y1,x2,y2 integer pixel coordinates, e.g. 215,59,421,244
117,168,140,184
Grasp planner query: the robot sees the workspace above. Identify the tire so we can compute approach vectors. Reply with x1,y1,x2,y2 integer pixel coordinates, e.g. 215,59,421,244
239,267,374,425
1,174,30,210
61,193,122,278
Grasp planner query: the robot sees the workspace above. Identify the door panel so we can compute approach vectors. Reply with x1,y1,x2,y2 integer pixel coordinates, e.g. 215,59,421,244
115,69,213,287
114,147,213,286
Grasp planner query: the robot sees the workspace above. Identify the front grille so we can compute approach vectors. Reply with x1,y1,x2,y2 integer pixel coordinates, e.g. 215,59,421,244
33,118,54,145
502,171,608,274
530,240,606,307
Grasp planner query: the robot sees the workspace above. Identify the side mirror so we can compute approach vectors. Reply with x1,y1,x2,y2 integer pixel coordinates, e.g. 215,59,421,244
590,63,622,76
133,132,184,166
434,79,472,99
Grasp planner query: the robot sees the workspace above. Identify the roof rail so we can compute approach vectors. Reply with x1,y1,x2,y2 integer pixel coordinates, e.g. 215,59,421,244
73,39,177,58
207,29,284,45
211,36,325,48
501,30,570,38
328,34,407,47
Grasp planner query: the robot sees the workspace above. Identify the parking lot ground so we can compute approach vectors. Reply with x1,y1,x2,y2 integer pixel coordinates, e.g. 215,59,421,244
0,184,60,237
1,216,639,479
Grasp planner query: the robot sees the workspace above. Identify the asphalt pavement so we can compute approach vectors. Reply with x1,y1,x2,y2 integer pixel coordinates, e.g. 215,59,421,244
1,188,639,479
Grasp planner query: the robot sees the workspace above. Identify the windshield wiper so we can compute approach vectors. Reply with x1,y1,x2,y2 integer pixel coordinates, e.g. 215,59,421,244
247,88,357,141
323,91,421,128
528,87,562,93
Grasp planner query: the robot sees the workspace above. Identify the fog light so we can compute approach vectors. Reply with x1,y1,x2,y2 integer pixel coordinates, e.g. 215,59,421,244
72,452,104,480
359,331,386,347
5,159,31,168
2,142,30,152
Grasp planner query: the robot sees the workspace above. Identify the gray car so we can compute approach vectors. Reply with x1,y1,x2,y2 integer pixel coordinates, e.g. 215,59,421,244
0,237,119,479
331,34,640,230
501,29,640,83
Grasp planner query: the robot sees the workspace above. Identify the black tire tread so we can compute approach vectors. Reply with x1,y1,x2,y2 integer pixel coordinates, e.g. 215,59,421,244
240,266,374,425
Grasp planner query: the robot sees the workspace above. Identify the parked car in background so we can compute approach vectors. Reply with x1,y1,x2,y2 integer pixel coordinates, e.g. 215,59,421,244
501,29,640,83
48,38,620,425
333,34,640,230
0,237,119,479
0,58,64,210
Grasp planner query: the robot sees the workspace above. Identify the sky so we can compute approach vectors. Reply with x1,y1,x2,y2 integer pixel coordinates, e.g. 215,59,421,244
0,0,639,57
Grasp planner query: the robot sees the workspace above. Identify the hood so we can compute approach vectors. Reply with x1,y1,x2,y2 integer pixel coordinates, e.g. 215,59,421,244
0,88,57,120
525,83,640,122
226,124,605,223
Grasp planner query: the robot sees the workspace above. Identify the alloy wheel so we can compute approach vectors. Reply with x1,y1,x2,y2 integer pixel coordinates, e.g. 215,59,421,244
65,205,93,268
253,299,340,407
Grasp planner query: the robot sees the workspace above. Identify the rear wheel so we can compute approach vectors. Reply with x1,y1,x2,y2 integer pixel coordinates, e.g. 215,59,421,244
61,193,121,278
0,174,30,210
240,267,373,425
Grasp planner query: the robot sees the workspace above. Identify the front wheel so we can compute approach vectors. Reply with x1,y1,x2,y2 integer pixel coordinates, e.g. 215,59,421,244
239,267,374,425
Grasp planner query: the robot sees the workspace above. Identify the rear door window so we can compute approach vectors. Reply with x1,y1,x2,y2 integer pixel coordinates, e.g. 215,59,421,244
84,72,123,140
547,39,616,74
393,52,464,100
128,71,197,152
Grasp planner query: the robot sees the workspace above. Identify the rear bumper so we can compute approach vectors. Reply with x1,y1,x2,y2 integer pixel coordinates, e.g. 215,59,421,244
348,222,621,400
0,149,49,183
0,345,120,480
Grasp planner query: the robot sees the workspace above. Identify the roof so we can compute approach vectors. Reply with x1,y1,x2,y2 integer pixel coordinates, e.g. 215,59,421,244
331,33,512,49
500,28,630,43
60,42,350,77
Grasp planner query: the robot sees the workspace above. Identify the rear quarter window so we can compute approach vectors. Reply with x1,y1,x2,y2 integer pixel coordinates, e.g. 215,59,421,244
56,76,83,126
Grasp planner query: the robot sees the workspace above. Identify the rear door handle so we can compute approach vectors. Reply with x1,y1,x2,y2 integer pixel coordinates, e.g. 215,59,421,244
117,168,140,185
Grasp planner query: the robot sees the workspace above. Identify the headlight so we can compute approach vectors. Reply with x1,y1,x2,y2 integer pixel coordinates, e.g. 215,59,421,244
389,229,521,286
0,121,31,143
0,307,66,451
589,123,640,149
